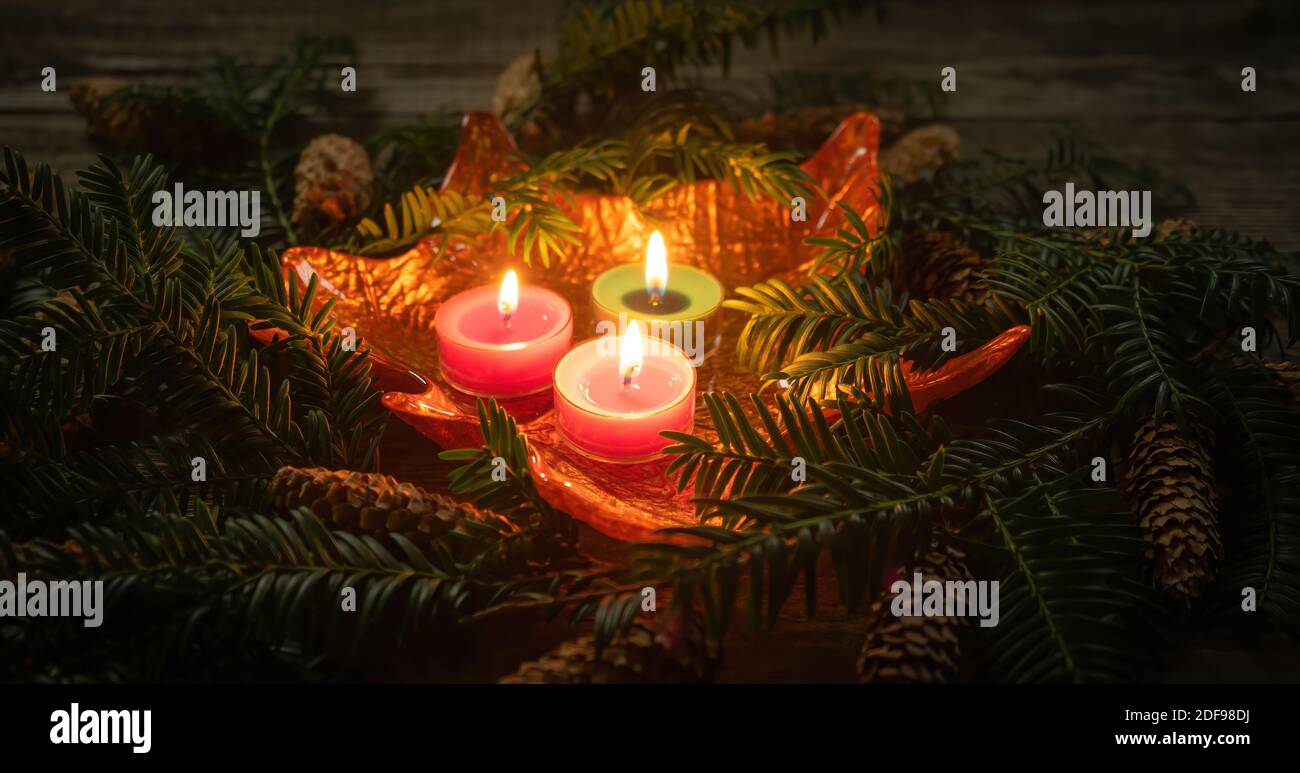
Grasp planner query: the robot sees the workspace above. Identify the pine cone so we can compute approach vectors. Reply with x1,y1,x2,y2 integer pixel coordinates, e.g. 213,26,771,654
1154,217,1197,242
1229,357,1300,404
269,466,489,549
70,77,141,149
1123,418,1222,607
493,52,542,122
901,229,988,303
500,618,713,684
879,124,960,185
1260,360,1300,404
1089,218,1197,246
69,78,230,160
857,547,971,684
291,134,374,228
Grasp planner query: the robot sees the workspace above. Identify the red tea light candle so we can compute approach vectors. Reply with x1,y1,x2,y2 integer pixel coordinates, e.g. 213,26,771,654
553,321,696,462
434,269,573,397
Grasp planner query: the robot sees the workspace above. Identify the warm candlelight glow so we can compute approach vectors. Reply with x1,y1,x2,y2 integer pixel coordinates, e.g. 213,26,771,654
645,230,668,304
498,269,519,322
620,320,644,387
434,274,572,398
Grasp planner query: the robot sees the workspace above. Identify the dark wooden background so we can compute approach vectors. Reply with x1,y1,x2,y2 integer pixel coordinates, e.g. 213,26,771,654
2,0,1298,681
3,0,1298,246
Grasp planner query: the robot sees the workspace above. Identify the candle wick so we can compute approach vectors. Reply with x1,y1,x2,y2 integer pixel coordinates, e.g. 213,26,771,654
623,369,634,389
649,288,663,307
501,312,512,327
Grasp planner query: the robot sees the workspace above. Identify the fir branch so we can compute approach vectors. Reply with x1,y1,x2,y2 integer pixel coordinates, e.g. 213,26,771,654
0,504,583,679
645,393,1114,637
726,271,901,380
368,110,462,195
903,129,1194,224
1096,274,1215,427
976,472,1169,683
1207,364,1300,634
546,0,882,111
0,436,271,536
439,398,569,537
349,185,489,258
659,131,816,203
763,67,945,120
215,38,353,246
804,182,894,279
2,150,386,529
729,270,1016,404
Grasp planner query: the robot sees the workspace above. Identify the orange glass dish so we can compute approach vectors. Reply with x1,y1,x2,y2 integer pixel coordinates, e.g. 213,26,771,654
273,110,1028,542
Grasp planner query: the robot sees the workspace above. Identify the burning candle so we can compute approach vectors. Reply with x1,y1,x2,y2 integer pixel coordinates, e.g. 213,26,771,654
553,320,696,462
591,230,724,337
433,269,573,397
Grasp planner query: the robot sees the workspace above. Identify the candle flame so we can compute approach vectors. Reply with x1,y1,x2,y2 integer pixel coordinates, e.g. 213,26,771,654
498,269,519,322
645,230,668,304
620,320,644,387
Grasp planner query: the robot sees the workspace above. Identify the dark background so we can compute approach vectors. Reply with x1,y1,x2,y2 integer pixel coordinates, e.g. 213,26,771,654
2,0,1298,246
1,0,1297,681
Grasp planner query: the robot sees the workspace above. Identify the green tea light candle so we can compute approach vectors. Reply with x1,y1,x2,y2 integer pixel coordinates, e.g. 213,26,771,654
591,231,724,357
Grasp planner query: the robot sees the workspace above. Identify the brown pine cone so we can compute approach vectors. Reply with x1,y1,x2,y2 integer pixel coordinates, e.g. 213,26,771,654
1122,418,1221,607
901,229,989,303
500,618,713,684
291,134,374,227
1229,356,1300,404
879,124,960,185
857,547,972,684
1260,360,1300,404
1154,217,1197,241
269,466,490,549
493,51,542,122
69,78,231,160
70,77,141,149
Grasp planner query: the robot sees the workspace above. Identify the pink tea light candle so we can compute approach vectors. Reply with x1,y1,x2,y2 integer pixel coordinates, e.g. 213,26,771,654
554,321,696,462
434,269,573,397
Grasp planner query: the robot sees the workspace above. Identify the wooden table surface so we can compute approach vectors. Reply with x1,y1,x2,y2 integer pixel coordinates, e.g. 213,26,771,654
2,0,1298,681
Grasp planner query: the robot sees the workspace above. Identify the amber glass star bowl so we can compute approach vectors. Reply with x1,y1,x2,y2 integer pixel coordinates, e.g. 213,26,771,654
270,110,1011,542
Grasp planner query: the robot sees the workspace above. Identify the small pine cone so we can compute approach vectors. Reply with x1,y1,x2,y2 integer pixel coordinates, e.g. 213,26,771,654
70,79,228,160
1230,356,1300,404
69,77,124,116
1123,418,1222,607
879,124,960,185
70,78,140,149
858,548,971,684
269,466,488,549
500,618,712,684
493,51,542,122
901,229,989,303
291,134,374,227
